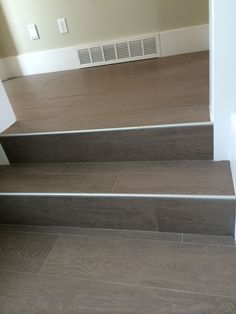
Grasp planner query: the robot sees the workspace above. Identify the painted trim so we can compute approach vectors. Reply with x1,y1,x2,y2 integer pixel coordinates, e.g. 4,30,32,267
0,46,79,80
159,24,209,57
230,113,236,193
0,24,209,80
210,0,236,161
0,144,9,165
0,192,234,201
229,113,236,239
0,81,16,164
0,81,16,134
0,121,212,138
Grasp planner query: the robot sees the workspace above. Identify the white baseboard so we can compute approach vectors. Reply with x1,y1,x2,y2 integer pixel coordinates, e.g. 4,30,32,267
18,47,79,76
0,46,79,80
159,24,209,57
0,24,209,80
230,113,236,193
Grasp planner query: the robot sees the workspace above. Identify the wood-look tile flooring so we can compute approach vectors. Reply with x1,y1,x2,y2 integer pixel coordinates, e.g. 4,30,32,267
0,161,234,195
0,225,236,313
3,52,209,135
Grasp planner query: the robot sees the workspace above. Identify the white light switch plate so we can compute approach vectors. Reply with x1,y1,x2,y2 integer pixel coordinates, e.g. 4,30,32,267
57,18,69,34
27,24,40,40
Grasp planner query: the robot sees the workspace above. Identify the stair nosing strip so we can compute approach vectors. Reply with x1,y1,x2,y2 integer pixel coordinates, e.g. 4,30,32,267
0,192,234,201
0,121,213,138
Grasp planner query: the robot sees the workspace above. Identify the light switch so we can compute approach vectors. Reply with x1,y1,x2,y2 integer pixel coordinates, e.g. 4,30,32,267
57,18,69,34
27,24,40,40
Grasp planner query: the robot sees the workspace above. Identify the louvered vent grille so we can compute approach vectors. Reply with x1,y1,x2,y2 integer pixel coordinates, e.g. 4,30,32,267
90,47,104,63
78,48,91,65
77,35,160,68
143,38,157,55
116,42,129,59
103,45,116,61
129,40,143,58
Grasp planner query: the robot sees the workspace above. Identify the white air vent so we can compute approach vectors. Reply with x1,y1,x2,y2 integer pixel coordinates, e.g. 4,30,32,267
129,40,143,58
143,38,157,55
103,45,116,61
90,47,104,63
116,42,129,59
78,48,91,65
77,34,160,68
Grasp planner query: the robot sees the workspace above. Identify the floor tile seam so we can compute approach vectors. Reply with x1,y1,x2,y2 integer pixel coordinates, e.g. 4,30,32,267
0,229,234,247
111,174,121,193
37,235,61,273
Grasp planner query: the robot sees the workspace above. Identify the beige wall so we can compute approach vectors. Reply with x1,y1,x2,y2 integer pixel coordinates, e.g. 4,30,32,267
0,0,209,57
0,3,17,57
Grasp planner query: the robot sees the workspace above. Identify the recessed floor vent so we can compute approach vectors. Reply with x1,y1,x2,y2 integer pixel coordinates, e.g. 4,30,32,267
77,34,160,68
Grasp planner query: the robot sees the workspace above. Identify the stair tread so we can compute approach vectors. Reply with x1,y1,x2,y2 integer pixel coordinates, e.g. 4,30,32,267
0,161,234,196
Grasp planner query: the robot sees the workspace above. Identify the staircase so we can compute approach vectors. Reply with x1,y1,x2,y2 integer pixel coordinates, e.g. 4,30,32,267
0,53,235,236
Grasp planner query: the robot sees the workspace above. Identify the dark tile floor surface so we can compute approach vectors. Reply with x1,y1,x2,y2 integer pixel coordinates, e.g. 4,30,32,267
0,225,236,314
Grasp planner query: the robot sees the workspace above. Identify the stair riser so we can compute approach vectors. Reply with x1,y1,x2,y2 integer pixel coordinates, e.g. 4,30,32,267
0,196,234,235
0,125,213,163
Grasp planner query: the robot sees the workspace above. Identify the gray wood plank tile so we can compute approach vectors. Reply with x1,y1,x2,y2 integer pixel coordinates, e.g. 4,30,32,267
63,161,167,174
0,124,213,163
156,199,235,235
40,234,236,298
1,271,236,314
183,234,236,247
0,232,57,273
113,161,234,195
62,160,229,175
0,196,157,231
0,163,66,176
0,161,232,195
0,195,234,235
0,224,182,243
0,173,118,193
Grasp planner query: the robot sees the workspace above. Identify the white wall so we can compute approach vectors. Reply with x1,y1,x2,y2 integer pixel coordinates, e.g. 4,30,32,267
0,80,16,164
210,0,236,162
0,80,16,133
0,0,209,57
230,114,236,190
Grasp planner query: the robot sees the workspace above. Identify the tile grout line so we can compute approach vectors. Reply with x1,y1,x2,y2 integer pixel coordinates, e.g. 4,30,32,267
155,199,159,232
0,227,234,247
37,234,61,273
111,174,120,193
